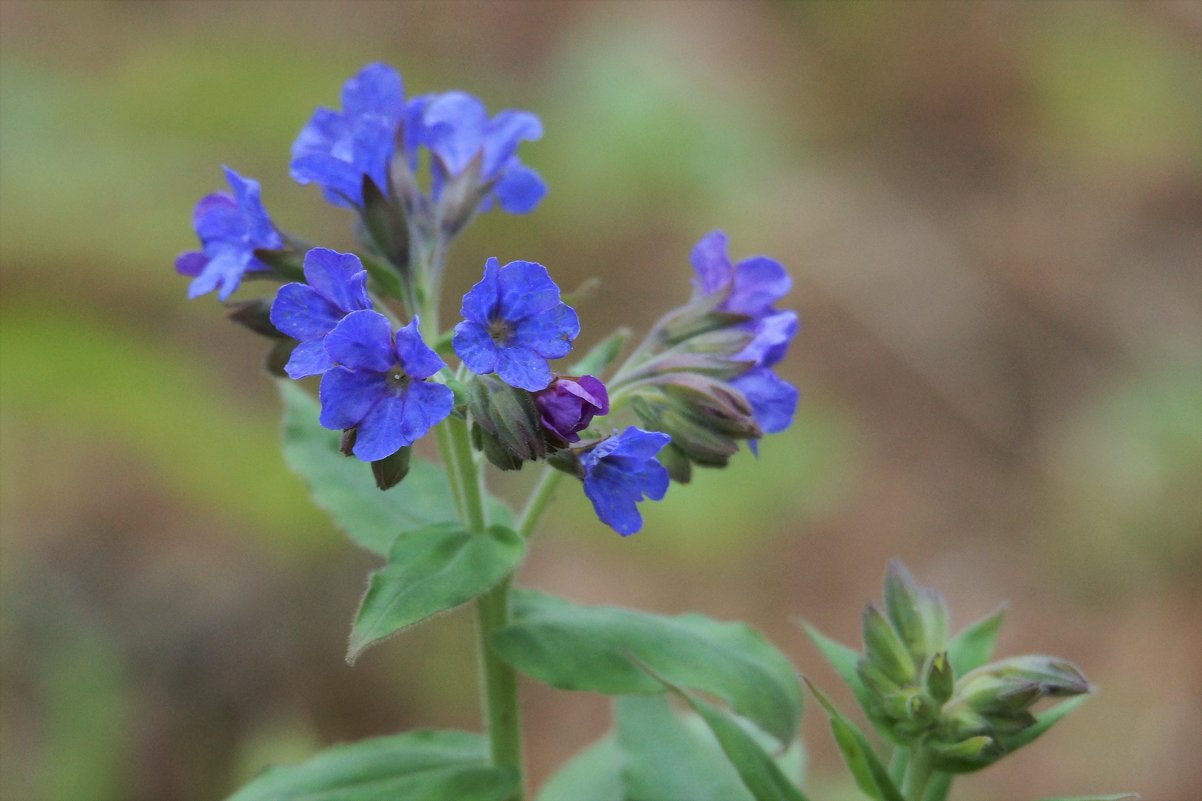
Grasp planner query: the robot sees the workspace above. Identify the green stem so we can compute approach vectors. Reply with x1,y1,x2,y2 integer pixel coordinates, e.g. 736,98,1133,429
889,746,910,787
516,467,563,538
901,748,934,801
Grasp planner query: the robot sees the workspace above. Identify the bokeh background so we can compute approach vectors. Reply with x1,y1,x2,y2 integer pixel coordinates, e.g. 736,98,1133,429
2,1,1200,799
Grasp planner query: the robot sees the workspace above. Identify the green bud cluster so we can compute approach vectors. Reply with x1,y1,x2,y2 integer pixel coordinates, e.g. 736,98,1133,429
854,561,1090,772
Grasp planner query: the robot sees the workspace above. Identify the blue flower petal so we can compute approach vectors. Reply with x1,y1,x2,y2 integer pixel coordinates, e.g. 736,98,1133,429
290,153,359,207
451,322,501,376
583,470,644,536
340,63,404,123
270,283,344,341
736,310,798,368
189,250,245,301
493,163,546,214
324,310,394,372
459,257,501,324
731,368,798,435
726,256,791,317
175,251,206,277
513,303,579,359
581,428,671,536
424,91,488,175
284,340,334,379
302,248,371,315
400,381,454,444
690,230,731,296
393,317,445,380
223,166,282,248
495,346,553,391
193,194,242,243
352,394,408,461
497,261,562,320
482,110,543,178
318,366,386,430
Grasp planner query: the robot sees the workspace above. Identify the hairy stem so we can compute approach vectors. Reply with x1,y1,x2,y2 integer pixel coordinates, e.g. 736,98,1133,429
902,747,934,801
517,467,563,538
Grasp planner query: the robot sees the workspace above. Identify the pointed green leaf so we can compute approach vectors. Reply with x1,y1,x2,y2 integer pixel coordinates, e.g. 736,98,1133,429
634,669,811,801
493,590,803,745
349,524,525,662
800,621,874,716
1033,795,1139,801
535,733,622,801
804,679,904,801
998,693,1091,754
617,694,755,800
227,730,519,801
947,605,1006,675
280,383,510,555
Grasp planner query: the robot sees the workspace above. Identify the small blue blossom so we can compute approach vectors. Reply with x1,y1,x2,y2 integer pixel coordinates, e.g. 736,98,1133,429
690,230,800,439
423,92,547,215
291,63,416,208
269,248,373,379
175,166,282,301
453,258,580,392
581,428,671,536
318,311,453,462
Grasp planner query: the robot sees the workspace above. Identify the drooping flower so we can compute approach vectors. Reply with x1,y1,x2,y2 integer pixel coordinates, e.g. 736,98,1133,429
291,63,413,208
175,166,283,301
690,230,800,438
423,91,547,217
580,427,671,536
453,258,580,392
318,310,453,461
535,375,609,446
269,248,373,378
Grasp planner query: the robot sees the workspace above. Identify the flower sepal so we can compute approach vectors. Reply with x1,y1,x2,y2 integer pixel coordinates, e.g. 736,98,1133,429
467,374,546,471
357,173,410,277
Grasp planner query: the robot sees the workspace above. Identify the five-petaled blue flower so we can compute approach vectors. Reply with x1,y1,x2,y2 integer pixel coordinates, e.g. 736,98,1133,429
270,248,373,379
319,311,454,462
176,166,282,301
291,62,420,208
690,230,799,437
423,91,547,216
581,428,671,536
453,258,580,392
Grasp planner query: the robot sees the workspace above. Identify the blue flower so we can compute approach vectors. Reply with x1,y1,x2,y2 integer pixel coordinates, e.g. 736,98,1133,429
581,428,671,536
175,166,282,301
423,91,546,215
690,230,800,438
291,63,415,208
269,248,373,378
452,258,580,392
318,311,454,462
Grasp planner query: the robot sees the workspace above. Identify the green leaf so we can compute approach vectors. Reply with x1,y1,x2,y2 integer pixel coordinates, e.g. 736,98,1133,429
279,383,510,555
493,590,803,745
535,733,623,801
1033,795,1139,801
617,694,756,801
348,523,526,662
569,327,631,376
227,730,519,801
998,693,1091,754
633,669,811,801
947,606,1006,675
800,621,874,716
804,679,904,801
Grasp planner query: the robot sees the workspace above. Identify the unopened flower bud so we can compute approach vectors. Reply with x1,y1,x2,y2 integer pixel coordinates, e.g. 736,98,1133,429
930,735,1001,773
371,445,411,490
534,375,609,448
467,374,546,471
884,560,949,666
925,651,955,705
227,298,288,339
862,604,917,687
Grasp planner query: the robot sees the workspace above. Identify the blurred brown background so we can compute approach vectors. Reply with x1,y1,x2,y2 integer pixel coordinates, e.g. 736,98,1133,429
1,1,1199,799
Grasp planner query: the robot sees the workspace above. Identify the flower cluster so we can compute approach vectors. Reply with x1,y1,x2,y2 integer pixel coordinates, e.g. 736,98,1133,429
175,63,799,535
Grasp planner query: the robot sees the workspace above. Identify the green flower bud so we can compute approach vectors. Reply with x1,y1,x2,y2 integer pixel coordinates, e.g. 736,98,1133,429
371,445,411,491
930,735,1001,773
862,604,916,687
467,374,546,471
925,651,955,705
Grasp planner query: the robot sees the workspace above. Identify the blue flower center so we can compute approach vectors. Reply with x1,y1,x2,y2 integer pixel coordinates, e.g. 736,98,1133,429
386,367,410,390
487,317,514,345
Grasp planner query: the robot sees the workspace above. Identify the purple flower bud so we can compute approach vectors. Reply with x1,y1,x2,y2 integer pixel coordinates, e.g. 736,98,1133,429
535,375,609,445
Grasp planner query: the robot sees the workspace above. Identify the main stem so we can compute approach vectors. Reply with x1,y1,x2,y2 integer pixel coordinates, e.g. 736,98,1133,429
901,747,934,801
420,272,524,797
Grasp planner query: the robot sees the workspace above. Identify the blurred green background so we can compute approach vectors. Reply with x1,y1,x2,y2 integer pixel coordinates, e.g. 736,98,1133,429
1,1,1199,799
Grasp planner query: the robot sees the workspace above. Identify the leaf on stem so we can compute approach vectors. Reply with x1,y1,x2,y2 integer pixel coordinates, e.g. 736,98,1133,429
491,590,803,746
226,730,518,801
803,678,904,801
348,523,525,662
947,605,1007,676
